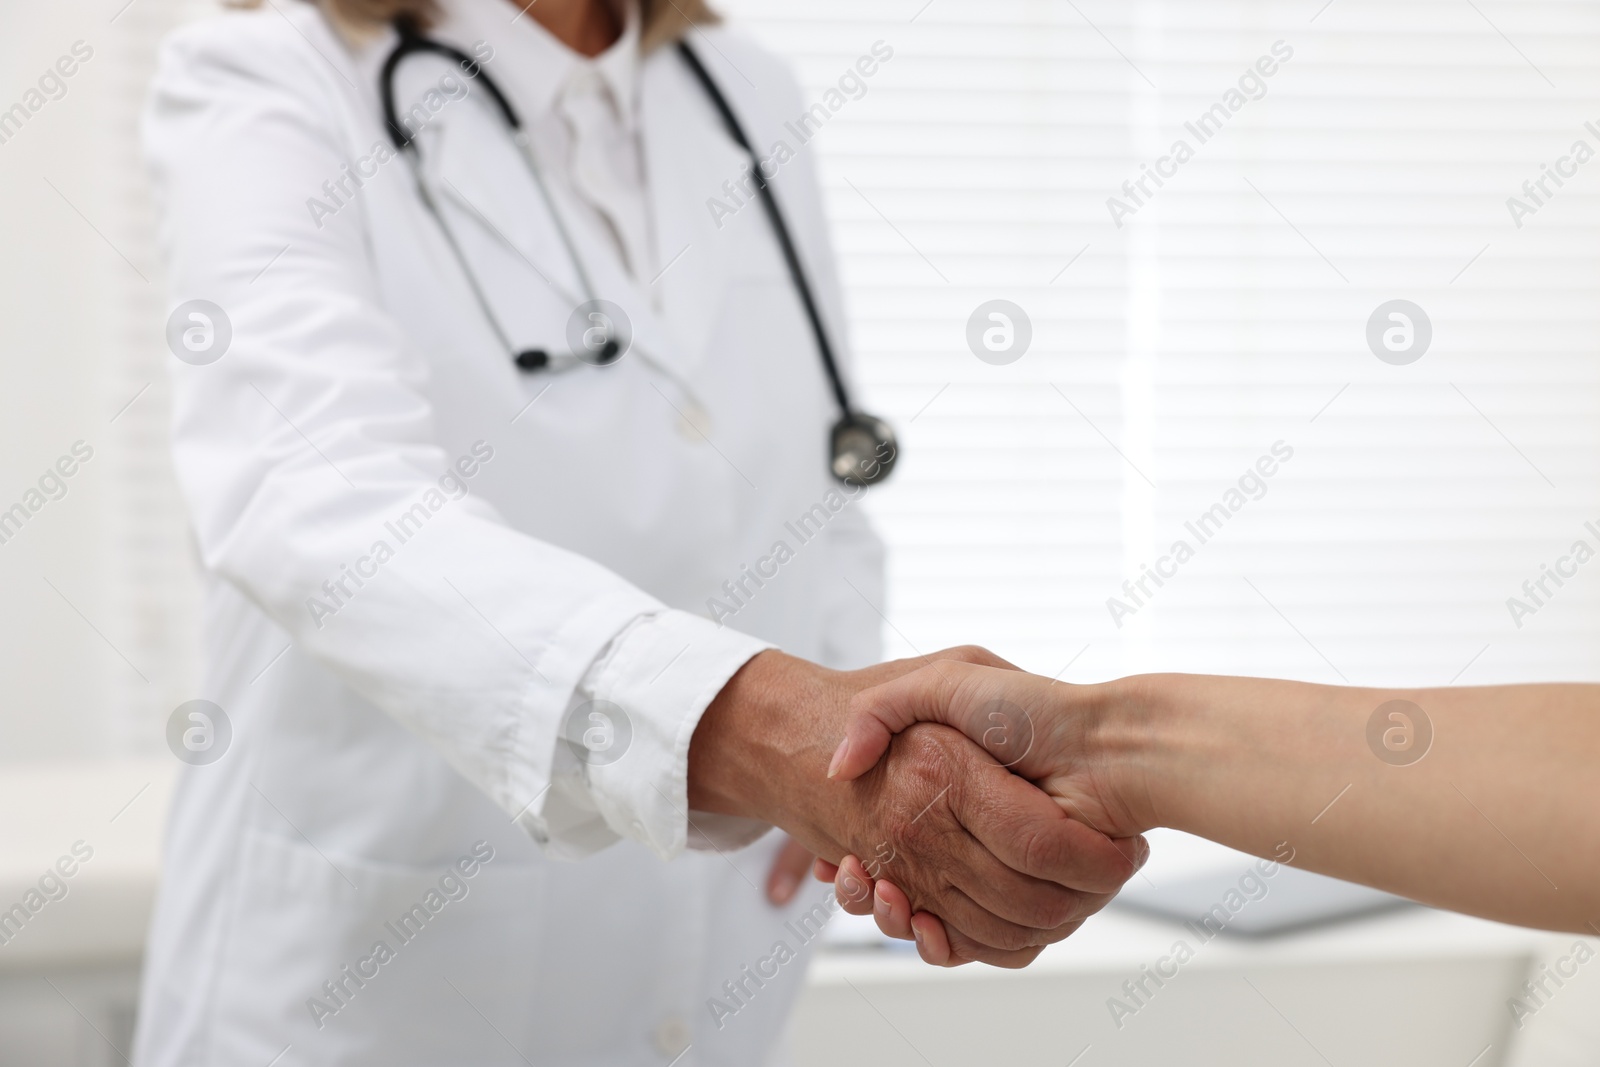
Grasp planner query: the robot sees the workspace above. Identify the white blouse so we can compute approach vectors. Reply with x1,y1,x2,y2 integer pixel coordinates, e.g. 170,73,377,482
443,0,657,288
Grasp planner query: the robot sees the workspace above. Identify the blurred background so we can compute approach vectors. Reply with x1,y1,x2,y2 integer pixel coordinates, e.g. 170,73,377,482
4,0,1600,1064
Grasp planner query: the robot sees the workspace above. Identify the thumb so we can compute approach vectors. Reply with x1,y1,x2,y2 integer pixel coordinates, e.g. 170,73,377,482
829,661,994,781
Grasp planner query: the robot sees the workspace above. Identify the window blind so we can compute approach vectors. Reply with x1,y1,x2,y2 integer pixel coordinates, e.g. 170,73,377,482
102,0,210,755
720,0,1600,690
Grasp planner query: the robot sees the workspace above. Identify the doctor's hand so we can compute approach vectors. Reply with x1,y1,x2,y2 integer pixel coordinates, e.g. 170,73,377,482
821,660,1146,964
765,836,816,906
689,649,1145,968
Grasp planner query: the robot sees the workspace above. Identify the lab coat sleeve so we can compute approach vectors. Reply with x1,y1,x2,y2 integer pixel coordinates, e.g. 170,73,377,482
142,15,769,862
553,613,777,855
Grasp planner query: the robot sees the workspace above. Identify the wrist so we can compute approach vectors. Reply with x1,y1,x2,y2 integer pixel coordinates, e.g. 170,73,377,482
1081,673,1183,834
687,650,836,826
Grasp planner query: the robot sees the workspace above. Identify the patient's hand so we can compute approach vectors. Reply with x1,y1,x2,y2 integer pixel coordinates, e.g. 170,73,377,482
829,659,1600,939
832,660,1148,833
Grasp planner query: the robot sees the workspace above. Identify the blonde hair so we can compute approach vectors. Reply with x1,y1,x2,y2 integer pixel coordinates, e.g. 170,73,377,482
233,0,716,53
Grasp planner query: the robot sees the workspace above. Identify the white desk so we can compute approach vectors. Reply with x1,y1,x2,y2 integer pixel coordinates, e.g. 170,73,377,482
797,908,1559,1067
793,831,1591,1067
0,766,1591,1067
0,761,172,1067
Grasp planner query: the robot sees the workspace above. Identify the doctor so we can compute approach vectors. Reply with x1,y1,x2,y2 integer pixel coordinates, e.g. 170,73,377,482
137,0,1143,1064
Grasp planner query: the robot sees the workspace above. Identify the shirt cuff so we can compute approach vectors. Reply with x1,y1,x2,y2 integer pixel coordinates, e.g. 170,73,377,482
574,609,773,860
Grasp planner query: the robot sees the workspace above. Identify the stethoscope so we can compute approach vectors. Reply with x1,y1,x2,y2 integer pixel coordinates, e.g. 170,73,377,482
378,20,898,486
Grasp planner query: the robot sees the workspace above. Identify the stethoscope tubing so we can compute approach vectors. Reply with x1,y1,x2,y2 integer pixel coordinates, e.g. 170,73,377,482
377,21,851,411
376,21,897,484
383,20,607,332
673,42,853,419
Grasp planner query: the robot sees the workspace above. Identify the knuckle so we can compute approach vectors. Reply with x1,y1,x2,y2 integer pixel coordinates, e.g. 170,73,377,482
1024,887,1083,930
1086,841,1139,892
1018,822,1067,877
897,720,951,757
893,727,962,791
938,644,1003,668
846,688,879,719
1111,850,1139,887
962,918,1035,954
1074,890,1118,920
960,915,1049,953
996,923,1040,952
1029,917,1083,947
985,868,1072,930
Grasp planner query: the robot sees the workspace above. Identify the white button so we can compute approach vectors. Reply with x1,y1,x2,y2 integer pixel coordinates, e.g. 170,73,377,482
676,403,712,441
652,1017,692,1058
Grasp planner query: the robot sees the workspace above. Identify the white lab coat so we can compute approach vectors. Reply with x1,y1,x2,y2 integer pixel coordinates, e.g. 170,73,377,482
134,5,885,1066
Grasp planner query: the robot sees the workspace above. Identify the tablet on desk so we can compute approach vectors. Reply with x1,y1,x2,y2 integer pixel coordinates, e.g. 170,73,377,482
1113,862,1415,937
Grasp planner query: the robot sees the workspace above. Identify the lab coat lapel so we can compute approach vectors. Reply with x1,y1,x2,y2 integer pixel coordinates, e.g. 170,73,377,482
422,100,589,310
638,50,751,379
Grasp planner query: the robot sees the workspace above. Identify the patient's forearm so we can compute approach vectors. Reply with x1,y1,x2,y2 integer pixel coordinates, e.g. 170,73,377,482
1099,674,1600,932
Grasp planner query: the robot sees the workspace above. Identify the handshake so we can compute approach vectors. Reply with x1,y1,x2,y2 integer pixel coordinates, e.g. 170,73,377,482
696,645,1600,954
688,647,1153,968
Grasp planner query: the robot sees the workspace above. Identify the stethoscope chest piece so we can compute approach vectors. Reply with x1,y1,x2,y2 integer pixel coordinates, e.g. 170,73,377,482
831,412,897,487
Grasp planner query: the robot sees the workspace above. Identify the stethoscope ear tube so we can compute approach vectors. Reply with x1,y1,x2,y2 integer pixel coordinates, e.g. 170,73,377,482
381,18,520,152
381,21,620,368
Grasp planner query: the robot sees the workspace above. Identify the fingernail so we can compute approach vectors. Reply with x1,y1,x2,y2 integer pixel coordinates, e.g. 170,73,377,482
911,924,925,946
873,886,890,921
1131,837,1151,871
771,873,798,904
827,737,850,778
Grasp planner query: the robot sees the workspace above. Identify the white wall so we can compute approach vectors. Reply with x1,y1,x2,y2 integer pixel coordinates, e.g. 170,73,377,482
0,1,117,762
0,0,200,765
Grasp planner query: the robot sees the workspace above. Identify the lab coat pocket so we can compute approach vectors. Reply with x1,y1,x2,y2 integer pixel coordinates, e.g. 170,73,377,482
208,827,548,1067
